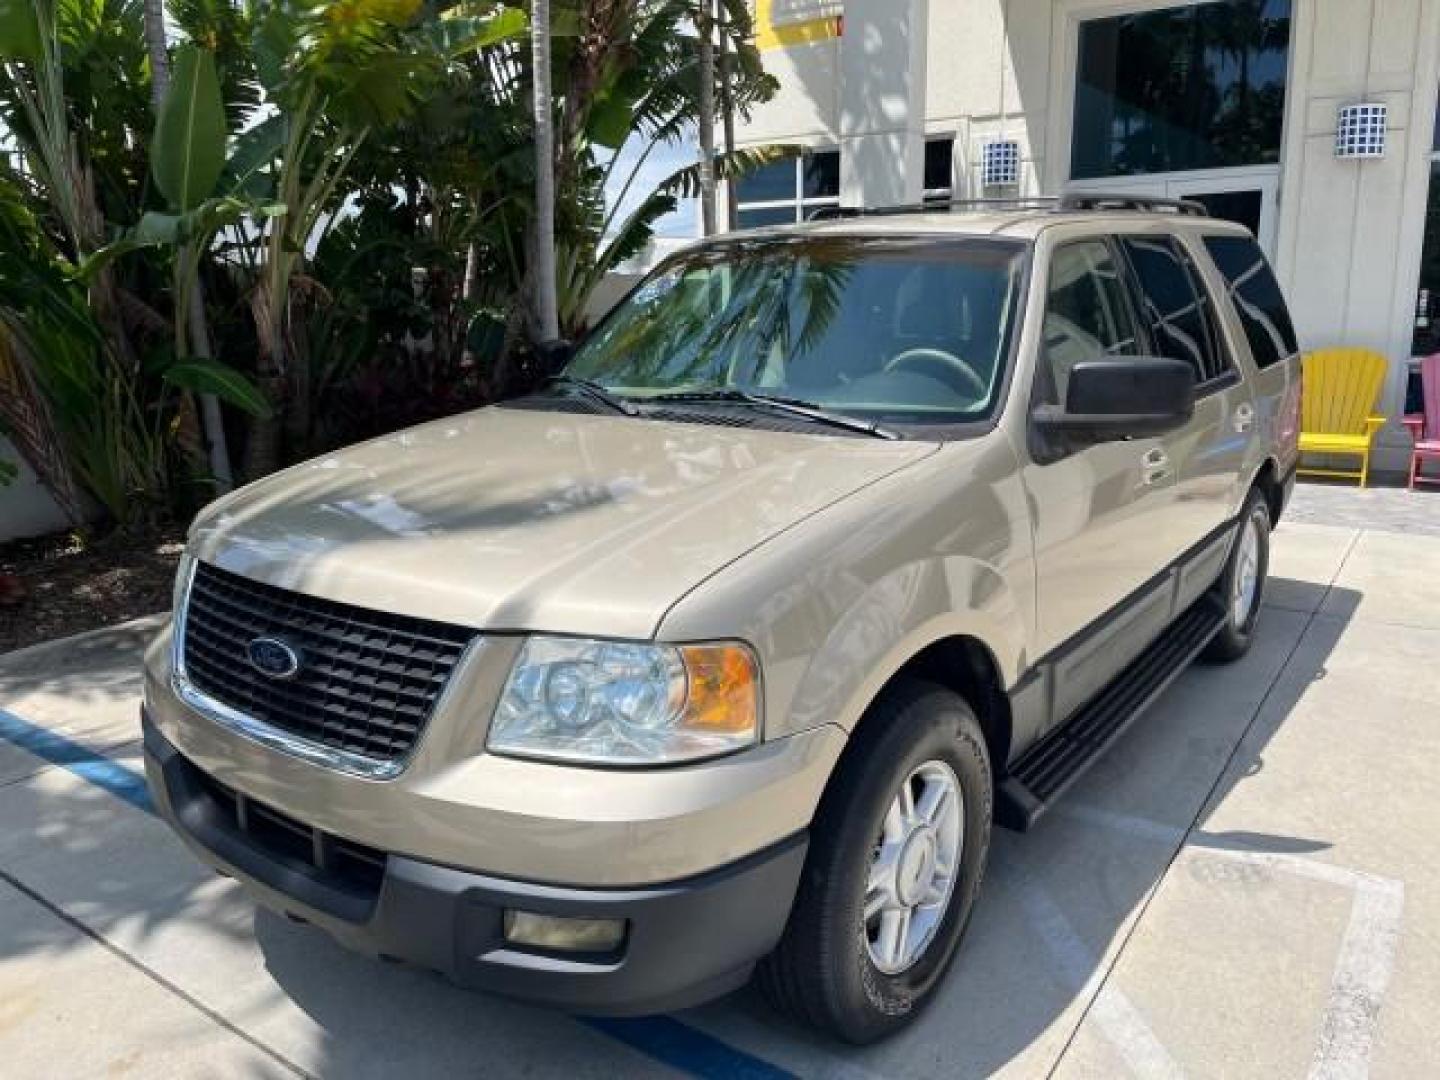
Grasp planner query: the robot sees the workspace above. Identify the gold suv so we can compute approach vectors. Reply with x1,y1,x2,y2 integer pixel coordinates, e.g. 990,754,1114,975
143,196,1302,1042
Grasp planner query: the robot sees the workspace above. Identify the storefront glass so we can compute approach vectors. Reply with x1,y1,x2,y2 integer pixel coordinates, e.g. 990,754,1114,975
1414,96,1440,358
1072,0,1292,180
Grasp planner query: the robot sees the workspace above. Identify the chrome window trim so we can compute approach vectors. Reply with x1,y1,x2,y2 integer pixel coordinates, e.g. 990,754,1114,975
169,558,481,781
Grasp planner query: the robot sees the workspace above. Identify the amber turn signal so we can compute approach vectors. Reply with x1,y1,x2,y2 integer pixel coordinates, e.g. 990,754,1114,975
678,644,760,736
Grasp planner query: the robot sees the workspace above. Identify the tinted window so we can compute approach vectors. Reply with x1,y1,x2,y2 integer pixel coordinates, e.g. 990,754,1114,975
1121,237,1229,384
737,205,798,229
1040,241,1142,406
1187,190,1264,238
1414,161,1440,357
803,150,841,198
1203,235,1298,368
1073,0,1292,179
736,160,795,204
925,139,955,193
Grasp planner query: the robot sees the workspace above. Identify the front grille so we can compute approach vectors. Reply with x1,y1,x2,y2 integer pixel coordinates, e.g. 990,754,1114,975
182,562,476,763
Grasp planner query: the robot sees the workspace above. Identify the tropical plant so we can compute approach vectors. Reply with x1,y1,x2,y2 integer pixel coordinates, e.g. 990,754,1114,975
694,0,716,235
0,0,176,527
0,0,785,539
145,3,236,490
0,0,274,528
543,0,780,334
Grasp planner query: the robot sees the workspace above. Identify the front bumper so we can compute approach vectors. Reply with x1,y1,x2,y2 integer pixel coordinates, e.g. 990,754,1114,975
144,715,807,1015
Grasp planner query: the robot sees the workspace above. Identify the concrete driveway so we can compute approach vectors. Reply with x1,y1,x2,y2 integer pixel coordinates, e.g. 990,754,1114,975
2,500,1438,1077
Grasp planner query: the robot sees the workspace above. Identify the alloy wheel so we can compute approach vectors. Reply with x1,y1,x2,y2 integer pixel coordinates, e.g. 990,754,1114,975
864,760,964,974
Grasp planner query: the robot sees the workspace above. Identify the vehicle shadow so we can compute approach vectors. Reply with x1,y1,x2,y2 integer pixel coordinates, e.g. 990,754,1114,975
672,582,1358,1076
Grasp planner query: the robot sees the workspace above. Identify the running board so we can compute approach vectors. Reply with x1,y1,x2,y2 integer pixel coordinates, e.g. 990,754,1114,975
996,596,1228,831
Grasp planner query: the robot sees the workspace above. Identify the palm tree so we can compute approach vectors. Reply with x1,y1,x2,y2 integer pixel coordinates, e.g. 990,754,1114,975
531,0,560,341
717,0,738,231
141,0,234,490
695,0,717,236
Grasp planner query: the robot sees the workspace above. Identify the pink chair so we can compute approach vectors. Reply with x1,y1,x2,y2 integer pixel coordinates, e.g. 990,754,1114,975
1403,354,1440,489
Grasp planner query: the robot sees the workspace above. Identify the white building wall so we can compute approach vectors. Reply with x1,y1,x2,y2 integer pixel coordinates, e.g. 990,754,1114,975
0,435,72,542
837,0,929,205
1276,0,1440,468
927,1,1055,198
737,0,1440,474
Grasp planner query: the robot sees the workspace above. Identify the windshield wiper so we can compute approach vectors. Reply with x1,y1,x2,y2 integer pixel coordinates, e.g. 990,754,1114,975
647,389,900,440
546,375,640,416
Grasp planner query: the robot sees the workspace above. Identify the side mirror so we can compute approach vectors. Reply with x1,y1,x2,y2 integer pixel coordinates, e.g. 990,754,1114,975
535,338,575,376
1033,358,1195,446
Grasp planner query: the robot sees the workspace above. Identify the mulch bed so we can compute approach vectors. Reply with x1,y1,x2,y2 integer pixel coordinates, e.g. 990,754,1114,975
0,526,186,654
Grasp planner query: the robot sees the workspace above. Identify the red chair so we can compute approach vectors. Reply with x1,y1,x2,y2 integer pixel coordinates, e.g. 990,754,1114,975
1403,354,1440,489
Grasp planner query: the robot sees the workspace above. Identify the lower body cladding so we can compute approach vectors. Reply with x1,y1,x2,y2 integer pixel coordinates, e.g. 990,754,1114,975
142,715,808,1015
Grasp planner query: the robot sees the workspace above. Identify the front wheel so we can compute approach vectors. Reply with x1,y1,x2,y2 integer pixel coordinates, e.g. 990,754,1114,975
1203,490,1271,662
756,682,992,1044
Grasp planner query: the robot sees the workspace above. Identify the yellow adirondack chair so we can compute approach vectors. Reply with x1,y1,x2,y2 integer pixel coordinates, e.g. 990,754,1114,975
1299,348,1388,487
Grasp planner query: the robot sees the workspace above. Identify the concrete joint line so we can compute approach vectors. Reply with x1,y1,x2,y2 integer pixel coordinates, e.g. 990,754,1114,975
0,868,314,1080
1055,805,1406,1080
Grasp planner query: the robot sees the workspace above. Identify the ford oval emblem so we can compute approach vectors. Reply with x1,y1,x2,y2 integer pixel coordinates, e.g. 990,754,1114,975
247,636,301,680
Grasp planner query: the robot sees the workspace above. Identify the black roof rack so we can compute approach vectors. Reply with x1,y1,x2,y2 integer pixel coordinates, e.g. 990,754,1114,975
806,192,1210,222
1055,192,1210,217
808,197,1057,221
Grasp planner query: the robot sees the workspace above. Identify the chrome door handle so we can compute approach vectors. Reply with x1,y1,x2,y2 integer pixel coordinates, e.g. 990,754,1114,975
1234,403,1256,433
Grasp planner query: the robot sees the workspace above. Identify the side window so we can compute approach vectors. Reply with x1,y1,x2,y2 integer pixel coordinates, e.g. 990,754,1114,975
1040,240,1142,406
1119,236,1230,385
1202,235,1299,369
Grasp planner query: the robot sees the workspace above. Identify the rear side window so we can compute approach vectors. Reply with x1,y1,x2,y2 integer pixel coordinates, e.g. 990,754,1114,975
1202,235,1299,369
1119,237,1230,386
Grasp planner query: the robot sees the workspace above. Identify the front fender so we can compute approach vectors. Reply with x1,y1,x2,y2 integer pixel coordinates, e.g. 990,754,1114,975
657,440,1036,743
784,556,1027,736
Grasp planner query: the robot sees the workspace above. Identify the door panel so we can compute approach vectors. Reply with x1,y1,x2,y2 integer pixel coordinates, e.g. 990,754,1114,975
1022,239,1181,730
1025,444,1178,726
1119,233,1250,556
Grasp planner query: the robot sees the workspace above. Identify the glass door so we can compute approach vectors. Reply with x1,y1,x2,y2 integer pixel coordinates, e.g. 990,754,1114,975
1167,169,1280,257
1065,167,1280,258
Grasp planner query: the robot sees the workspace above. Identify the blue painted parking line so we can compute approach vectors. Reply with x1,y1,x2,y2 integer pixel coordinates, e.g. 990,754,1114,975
0,704,795,1079
583,1017,796,1079
0,706,152,812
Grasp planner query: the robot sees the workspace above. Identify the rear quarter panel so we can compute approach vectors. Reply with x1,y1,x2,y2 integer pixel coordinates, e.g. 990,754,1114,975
1186,224,1303,511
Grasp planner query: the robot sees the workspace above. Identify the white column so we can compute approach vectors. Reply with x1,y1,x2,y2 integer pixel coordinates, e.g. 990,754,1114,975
837,0,929,208
1277,0,1440,473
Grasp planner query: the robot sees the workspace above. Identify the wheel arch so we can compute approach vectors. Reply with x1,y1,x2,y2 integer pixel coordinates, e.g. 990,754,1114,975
837,632,1015,785
1250,457,1284,525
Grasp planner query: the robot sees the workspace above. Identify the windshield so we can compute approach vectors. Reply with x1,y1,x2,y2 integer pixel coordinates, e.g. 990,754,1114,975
566,237,1028,425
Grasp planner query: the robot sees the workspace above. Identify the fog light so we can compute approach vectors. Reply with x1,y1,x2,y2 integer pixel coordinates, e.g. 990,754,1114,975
503,910,626,953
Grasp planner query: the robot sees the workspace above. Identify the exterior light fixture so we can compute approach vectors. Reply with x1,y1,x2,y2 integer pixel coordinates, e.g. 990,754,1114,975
981,140,1022,187
1335,103,1388,159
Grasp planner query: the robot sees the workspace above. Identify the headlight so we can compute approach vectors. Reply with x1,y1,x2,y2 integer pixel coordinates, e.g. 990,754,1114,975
488,637,760,765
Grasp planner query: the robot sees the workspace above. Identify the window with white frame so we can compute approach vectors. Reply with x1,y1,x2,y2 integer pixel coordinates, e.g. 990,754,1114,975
734,149,840,228
924,138,955,206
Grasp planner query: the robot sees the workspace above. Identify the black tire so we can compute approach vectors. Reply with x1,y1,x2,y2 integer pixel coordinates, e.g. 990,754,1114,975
1203,489,1271,663
756,681,992,1044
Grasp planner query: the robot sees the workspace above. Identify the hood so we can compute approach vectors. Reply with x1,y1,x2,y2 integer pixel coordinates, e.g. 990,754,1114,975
190,406,937,639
